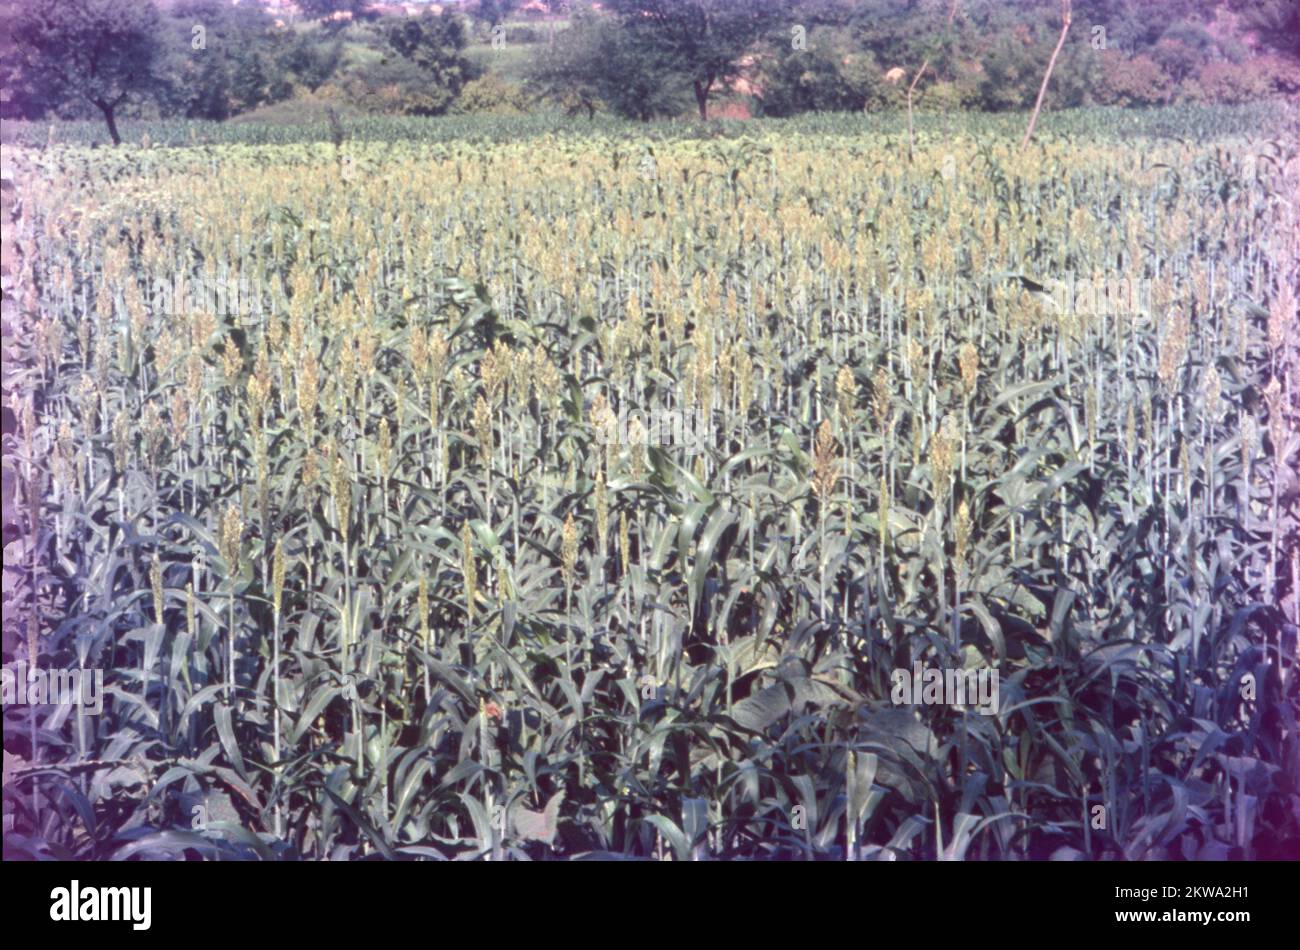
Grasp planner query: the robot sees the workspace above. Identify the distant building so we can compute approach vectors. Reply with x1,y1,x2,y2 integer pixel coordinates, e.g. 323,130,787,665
371,3,431,15
247,0,457,18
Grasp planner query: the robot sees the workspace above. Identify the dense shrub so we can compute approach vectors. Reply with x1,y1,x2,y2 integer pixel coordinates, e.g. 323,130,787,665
322,56,463,116
453,74,532,114
1150,37,1209,84
757,31,899,117
227,93,363,126
973,33,1042,111
915,80,965,112
1093,52,1175,107
1184,56,1300,103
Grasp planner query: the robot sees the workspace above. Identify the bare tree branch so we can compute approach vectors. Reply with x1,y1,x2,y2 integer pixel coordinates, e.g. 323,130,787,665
907,0,961,163
1021,0,1073,150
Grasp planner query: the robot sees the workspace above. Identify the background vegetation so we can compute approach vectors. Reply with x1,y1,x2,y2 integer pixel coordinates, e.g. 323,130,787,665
2,0,1298,140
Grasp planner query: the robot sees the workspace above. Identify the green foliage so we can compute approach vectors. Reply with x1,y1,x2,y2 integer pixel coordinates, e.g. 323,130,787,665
523,7,605,118
756,29,897,117
323,57,450,117
1225,0,1300,55
5,0,166,144
0,1,59,120
4,102,1296,149
453,74,531,115
525,7,689,121
157,0,345,121
1093,52,1176,107
474,0,523,28
1185,56,1300,104
3,0,1297,130
381,9,479,114
296,0,373,30
226,96,364,129
604,0,785,119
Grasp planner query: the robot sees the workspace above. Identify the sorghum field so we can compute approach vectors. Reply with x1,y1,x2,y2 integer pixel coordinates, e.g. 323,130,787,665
2,111,1298,860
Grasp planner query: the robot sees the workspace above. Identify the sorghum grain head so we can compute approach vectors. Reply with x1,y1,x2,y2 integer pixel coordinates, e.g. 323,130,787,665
595,470,609,554
561,512,579,591
958,341,978,396
811,419,837,500
954,500,972,571
836,366,856,428
272,538,286,618
151,554,164,624
462,520,477,623
873,366,891,429
1204,365,1222,422
219,504,242,576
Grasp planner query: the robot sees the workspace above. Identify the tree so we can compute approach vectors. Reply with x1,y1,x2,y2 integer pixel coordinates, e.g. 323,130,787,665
757,28,894,117
524,8,606,117
8,0,166,144
0,1,57,120
605,0,782,120
296,0,372,31
274,29,345,94
599,19,692,120
155,0,299,121
381,9,478,115
1227,0,1300,56
525,6,687,120
474,0,521,28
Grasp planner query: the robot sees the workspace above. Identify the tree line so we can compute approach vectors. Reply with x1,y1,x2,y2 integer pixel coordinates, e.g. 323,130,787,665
2,0,1296,144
